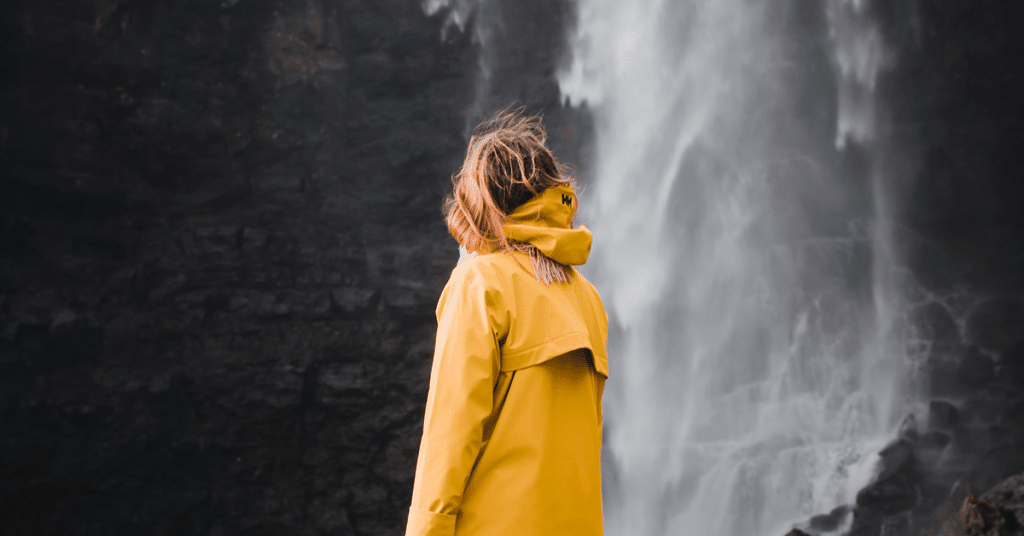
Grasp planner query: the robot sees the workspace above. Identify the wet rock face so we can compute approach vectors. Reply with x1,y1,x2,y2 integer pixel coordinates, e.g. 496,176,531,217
928,473,1024,536
0,0,492,534
1,0,585,533
898,1,1024,293
835,301,1024,536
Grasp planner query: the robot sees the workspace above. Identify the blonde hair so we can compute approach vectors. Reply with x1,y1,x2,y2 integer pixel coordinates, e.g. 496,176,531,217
444,109,576,284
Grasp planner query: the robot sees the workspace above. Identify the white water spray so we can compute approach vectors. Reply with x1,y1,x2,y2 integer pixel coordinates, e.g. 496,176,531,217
560,1,910,535
422,0,915,533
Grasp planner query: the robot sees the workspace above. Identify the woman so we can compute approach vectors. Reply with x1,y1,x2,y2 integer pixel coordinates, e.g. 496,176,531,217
405,110,609,536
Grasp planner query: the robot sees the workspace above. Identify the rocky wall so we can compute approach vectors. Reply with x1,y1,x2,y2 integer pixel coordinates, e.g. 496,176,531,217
792,3,1024,534
1,0,481,534
3,0,1024,535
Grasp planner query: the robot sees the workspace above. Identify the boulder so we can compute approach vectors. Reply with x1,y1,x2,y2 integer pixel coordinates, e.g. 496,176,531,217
856,474,918,515
877,439,916,482
932,497,1020,536
809,504,852,532
926,472,1024,536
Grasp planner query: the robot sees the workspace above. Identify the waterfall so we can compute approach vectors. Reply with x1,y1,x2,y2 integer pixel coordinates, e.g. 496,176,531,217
422,0,917,533
559,1,911,535
421,0,502,131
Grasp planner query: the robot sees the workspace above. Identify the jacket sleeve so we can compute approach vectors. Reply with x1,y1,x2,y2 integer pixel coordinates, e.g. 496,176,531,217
405,265,508,536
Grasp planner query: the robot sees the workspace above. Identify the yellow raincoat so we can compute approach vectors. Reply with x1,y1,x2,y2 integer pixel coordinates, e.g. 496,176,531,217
406,186,609,536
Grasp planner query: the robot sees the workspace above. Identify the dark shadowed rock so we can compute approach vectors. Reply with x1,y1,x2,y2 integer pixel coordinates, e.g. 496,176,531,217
950,425,1003,459
980,475,1024,532
924,479,975,533
849,439,919,534
849,506,884,536
330,287,380,316
856,474,918,515
880,514,912,536
927,351,972,398
965,299,1024,354
962,397,1000,425
959,346,996,386
919,430,951,450
878,439,916,482
929,399,960,430
932,496,1021,536
898,413,920,442
809,504,852,532
1004,341,1024,384
914,301,959,343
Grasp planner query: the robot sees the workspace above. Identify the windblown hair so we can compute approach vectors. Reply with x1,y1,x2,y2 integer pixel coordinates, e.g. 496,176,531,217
444,109,576,284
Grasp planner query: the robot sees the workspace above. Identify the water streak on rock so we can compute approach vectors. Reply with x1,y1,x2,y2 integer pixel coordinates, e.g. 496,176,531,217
560,1,911,534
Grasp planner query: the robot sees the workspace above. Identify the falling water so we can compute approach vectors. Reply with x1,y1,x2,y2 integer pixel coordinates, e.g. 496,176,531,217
559,1,911,535
423,0,916,533
422,0,503,131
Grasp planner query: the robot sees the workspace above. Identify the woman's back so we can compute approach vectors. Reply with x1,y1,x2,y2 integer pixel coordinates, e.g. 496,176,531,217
405,110,609,536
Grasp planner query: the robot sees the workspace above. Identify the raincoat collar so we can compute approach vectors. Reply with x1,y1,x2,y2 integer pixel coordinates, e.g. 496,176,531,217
503,185,592,266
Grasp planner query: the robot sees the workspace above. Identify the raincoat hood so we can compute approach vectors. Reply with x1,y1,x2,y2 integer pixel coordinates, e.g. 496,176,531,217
502,185,592,266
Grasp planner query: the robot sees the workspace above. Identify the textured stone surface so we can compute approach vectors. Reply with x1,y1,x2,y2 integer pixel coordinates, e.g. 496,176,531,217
898,1,1024,293
926,473,1024,536
0,0,581,534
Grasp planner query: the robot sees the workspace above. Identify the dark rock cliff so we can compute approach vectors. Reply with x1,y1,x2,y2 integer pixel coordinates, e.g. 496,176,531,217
1,0,477,534
2,1,1023,536
1,0,589,533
